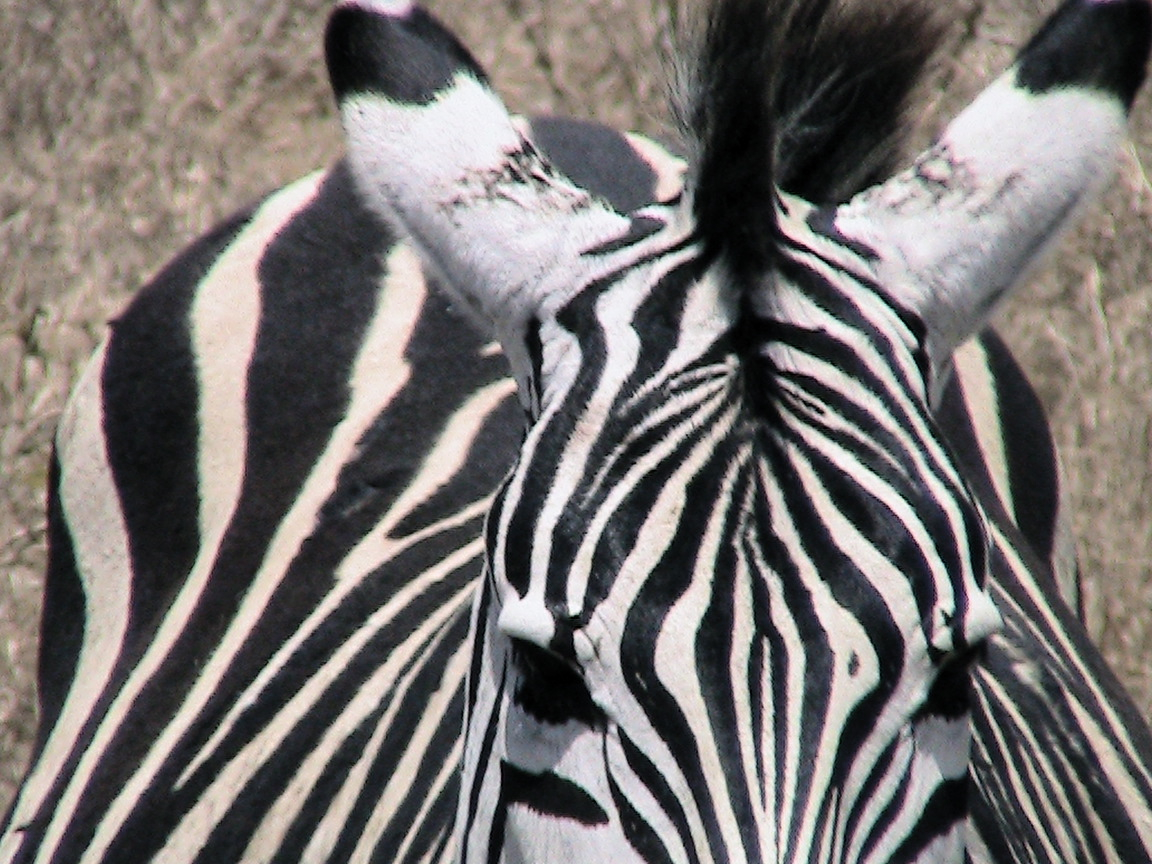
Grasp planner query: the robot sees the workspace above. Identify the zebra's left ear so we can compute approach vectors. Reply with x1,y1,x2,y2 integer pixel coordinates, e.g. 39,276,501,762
326,1,629,346
834,0,1151,377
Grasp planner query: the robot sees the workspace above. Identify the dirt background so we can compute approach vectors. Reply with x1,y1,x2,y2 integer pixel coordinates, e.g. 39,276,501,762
2,0,1151,814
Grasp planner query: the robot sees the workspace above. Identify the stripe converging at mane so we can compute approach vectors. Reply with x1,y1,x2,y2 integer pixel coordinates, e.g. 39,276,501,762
678,0,945,278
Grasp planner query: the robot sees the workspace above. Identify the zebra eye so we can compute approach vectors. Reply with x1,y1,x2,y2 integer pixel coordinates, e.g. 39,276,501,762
510,639,605,729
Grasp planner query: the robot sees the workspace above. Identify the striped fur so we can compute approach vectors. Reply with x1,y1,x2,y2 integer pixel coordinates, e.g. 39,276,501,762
3,0,1151,862
2,121,1097,864
0,119,685,864
937,336,1081,617
5,163,499,863
334,0,1150,862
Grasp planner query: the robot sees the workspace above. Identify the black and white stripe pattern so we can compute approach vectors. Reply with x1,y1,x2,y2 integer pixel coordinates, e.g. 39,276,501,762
0,116,687,864
3,163,502,863
332,0,1152,862
937,334,1081,616
3,0,1152,862
456,192,1000,863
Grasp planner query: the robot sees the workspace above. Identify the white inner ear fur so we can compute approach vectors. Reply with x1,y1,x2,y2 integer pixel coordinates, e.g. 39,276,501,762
341,77,629,349
835,74,1127,380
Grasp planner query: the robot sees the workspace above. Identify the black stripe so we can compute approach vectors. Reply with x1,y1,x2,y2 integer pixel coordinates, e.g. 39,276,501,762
461,664,505,864
618,731,702,864
103,206,252,654
131,163,399,760
321,614,470,864
890,776,968,861
582,214,667,257
612,443,752,864
499,762,609,825
4,206,258,863
843,735,906,861
979,331,1060,562
781,222,931,384
692,460,764,864
607,766,676,864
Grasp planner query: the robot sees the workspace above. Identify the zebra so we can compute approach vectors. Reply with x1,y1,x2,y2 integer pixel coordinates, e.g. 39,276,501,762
0,0,1149,862
0,127,1089,864
0,115,687,864
333,0,1152,862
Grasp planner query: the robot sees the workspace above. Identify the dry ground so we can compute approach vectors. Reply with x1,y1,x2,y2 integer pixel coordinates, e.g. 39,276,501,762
2,0,1151,815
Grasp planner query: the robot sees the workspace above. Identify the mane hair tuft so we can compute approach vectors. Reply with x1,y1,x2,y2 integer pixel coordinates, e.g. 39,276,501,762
677,0,945,278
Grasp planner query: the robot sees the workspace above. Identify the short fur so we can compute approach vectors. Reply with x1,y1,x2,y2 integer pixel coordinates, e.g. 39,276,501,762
678,0,945,276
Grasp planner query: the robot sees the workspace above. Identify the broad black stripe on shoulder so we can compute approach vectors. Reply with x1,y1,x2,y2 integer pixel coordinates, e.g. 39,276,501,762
1017,0,1151,109
102,205,254,648
151,161,401,713
326,1,488,104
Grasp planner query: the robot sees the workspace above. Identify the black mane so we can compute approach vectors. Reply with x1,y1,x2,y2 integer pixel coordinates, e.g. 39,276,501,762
680,0,945,277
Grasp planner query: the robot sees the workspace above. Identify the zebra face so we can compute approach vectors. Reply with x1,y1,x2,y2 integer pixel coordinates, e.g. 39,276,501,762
329,0,1149,860
466,188,1000,863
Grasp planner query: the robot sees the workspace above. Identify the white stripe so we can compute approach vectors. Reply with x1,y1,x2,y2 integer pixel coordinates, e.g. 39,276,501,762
951,338,1014,521
0,342,133,861
729,482,772,861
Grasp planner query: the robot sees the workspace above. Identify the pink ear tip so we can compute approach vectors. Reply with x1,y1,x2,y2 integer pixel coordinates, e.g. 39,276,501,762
334,0,415,17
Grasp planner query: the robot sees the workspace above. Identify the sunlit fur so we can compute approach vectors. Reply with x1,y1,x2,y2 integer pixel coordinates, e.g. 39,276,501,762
332,0,1149,861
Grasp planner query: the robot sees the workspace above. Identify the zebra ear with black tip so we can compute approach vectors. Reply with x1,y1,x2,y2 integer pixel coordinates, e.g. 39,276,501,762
325,0,630,344
834,0,1151,381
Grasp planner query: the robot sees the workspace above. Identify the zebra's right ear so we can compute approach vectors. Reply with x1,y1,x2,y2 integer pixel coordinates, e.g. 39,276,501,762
326,1,630,342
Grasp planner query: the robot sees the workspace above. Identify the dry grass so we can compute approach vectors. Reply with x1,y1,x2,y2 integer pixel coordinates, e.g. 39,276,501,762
2,0,1151,815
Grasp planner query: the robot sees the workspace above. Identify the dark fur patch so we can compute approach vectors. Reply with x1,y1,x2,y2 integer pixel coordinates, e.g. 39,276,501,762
770,1,946,201
684,0,780,279
1017,0,1151,110
511,640,605,729
499,762,610,826
528,116,668,212
326,4,488,105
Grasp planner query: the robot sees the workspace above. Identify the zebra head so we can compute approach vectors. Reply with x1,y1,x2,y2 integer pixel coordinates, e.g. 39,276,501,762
328,0,1150,861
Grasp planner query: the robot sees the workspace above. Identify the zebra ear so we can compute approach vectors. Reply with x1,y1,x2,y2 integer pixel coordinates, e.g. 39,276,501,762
834,0,1151,378
326,1,629,342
